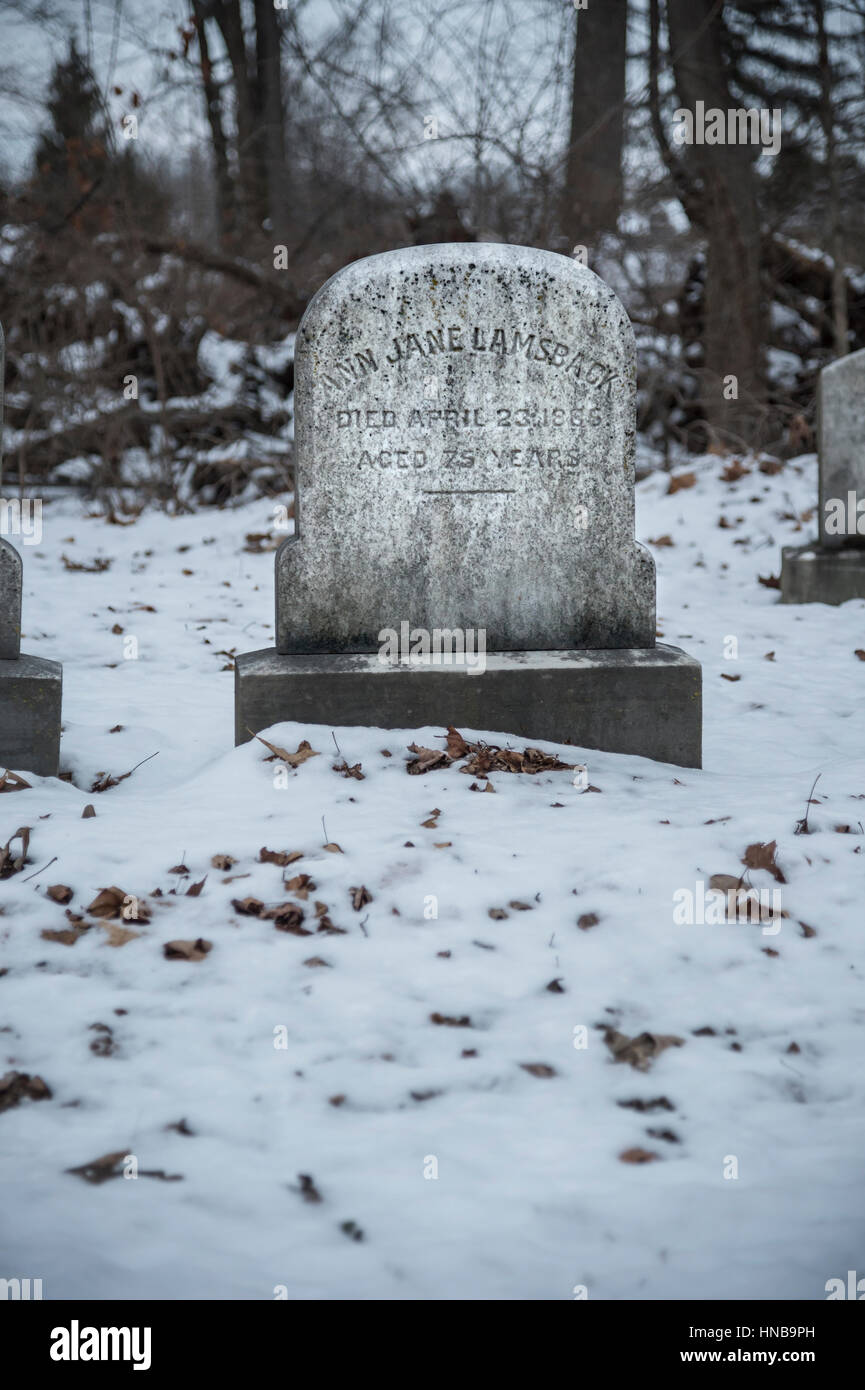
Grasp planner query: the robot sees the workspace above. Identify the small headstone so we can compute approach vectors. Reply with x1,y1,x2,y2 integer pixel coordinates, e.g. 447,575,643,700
0,538,22,661
236,245,701,766
781,348,865,604
0,323,62,777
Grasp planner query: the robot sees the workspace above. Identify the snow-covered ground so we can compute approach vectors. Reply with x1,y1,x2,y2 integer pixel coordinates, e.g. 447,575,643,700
1,451,864,1301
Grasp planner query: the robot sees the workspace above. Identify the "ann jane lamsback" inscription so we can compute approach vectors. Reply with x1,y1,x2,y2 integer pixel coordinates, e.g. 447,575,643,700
318,323,623,396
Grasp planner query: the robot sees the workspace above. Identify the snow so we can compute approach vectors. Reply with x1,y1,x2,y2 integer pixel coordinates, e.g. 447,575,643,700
1,453,864,1301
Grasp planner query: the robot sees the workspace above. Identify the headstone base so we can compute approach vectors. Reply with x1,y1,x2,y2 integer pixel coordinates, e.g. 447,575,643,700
780,544,865,605
235,645,702,768
0,655,63,777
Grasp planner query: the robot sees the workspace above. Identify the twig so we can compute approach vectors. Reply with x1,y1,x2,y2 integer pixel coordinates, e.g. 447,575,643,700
23,856,58,883
795,773,822,835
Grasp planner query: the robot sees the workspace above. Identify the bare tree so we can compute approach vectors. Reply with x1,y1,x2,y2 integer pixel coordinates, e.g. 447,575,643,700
562,0,628,247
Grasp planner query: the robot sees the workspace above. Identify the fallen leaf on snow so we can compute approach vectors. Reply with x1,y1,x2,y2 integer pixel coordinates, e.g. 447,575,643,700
0,771,31,793
100,923,141,947
255,735,319,767
604,1029,684,1071
721,459,750,482
295,1173,323,1204
0,826,30,879
667,470,696,494
285,873,316,899
163,938,212,961
41,924,90,946
619,1148,660,1164
407,745,450,774
617,1096,675,1113
333,761,364,780
66,1151,182,1184
259,848,304,866
271,904,310,934
446,726,470,758
742,839,786,883
86,887,150,922
0,1071,52,1113
46,884,73,904
232,896,266,916
709,873,745,893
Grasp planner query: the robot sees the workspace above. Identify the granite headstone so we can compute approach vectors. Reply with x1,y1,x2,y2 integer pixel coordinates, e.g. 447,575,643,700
0,322,62,777
781,348,865,604
236,244,701,766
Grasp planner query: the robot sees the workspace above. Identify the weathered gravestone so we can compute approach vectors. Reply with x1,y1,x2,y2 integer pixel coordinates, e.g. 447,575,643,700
0,322,62,777
235,244,702,766
781,348,865,604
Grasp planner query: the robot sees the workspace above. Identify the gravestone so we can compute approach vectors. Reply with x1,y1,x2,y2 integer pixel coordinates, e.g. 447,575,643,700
781,348,865,604
235,244,702,766
0,323,62,777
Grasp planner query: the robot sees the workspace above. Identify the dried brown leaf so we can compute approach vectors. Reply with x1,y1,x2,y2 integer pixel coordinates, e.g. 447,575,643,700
100,923,141,947
232,896,266,917
0,1071,52,1113
0,771,31,793
255,735,319,767
445,726,469,759
604,1029,685,1071
407,745,450,774
667,470,696,494
742,840,786,883
259,848,304,866
163,938,212,961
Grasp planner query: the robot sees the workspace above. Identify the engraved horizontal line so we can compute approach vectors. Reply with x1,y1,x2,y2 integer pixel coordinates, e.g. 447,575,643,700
422,488,517,495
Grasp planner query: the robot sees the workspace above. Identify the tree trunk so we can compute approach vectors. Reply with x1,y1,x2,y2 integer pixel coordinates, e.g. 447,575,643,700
253,0,290,239
815,0,848,358
192,0,236,246
213,0,266,234
561,0,628,248
667,0,766,447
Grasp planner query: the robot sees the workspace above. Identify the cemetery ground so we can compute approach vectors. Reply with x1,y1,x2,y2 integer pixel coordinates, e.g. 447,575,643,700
1,448,864,1302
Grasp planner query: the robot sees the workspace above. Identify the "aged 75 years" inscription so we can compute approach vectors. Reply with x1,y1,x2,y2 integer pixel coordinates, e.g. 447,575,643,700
276,243,655,652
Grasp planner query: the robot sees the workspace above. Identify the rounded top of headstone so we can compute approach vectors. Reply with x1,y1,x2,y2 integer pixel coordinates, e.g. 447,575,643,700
820,345,865,382
299,242,634,359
